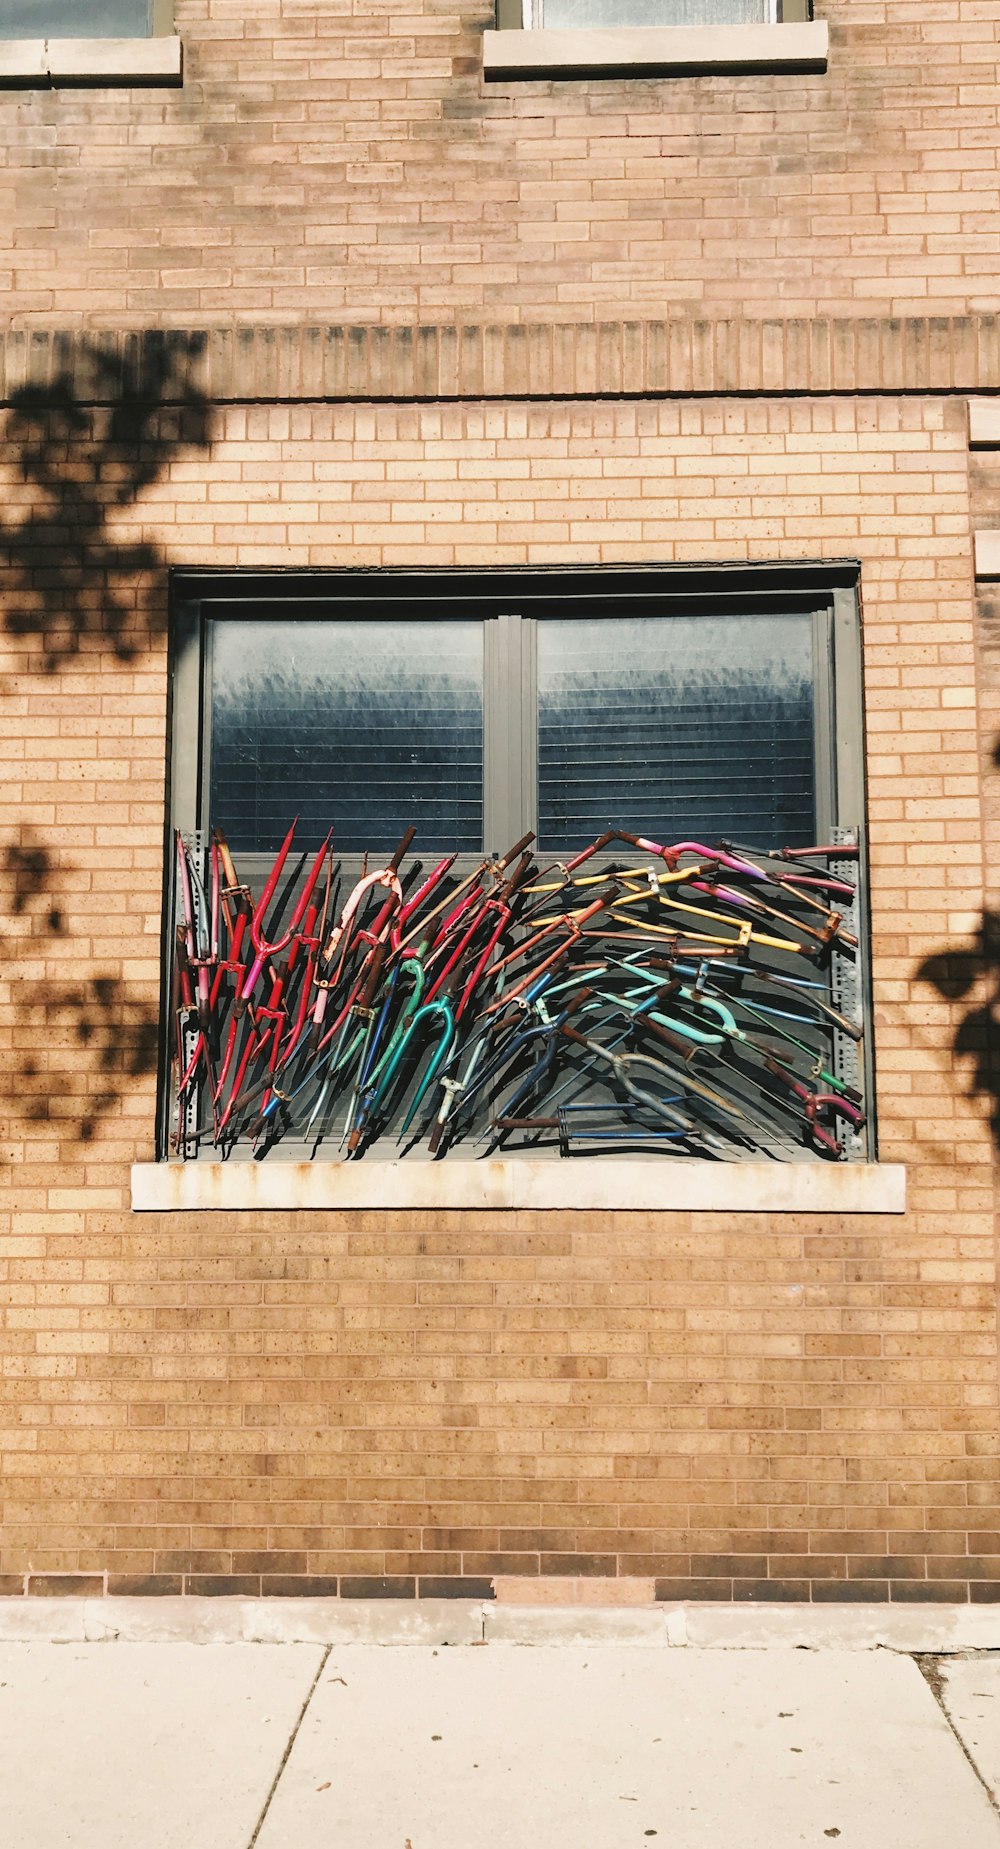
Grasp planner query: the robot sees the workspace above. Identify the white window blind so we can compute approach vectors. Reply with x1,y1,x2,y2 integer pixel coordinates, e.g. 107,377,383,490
533,0,773,27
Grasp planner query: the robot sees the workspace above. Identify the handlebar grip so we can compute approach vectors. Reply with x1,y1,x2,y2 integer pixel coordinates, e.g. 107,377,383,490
646,948,682,970
390,826,417,873
563,829,618,874
358,937,388,1010
500,831,535,868
503,851,536,898
212,827,241,893
643,1016,697,1062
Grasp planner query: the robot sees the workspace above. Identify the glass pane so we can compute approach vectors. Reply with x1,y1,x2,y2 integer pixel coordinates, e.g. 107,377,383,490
537,612,816,854
0,0,151,31
208,619,484,857
540,0,770,25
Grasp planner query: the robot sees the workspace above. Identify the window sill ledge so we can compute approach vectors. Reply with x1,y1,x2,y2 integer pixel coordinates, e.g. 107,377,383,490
968,400,1000,448
132,1158,904,1215
974,530,1000,576
482,20,828,79
0,36,182,86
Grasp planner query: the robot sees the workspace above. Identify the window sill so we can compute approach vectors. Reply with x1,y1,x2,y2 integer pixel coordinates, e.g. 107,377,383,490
974,530,1000,577
0,36,182,86
968,400,1000,448
482,20,828,79
132,1158,904,1215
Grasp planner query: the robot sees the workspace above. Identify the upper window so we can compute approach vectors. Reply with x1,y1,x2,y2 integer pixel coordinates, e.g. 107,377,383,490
167,567,869,1168
205,604,817,861
484,0,825,78
1,0,156,31
0,0,179,81
524,0,775,26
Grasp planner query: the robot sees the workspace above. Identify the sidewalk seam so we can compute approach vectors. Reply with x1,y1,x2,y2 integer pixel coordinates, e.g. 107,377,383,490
246,1643,332,1848
913,1654,1000,1823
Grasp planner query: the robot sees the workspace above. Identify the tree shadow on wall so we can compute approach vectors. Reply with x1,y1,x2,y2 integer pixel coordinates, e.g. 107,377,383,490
0,335,214,1148
917,737,1000,1152
4,334,211,673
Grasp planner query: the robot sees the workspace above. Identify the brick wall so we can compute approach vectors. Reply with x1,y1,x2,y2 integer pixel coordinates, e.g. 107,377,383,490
1,390,997,1600
2,0,1000,328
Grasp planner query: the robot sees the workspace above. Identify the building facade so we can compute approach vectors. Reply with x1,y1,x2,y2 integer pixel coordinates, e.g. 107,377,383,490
1,0,999,1602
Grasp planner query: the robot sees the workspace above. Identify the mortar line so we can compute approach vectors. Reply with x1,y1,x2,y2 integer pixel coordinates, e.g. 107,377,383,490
246,1643,332,1849
913,1653,1000,1823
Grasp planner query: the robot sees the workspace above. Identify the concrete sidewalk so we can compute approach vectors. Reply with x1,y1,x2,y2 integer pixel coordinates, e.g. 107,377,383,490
2,1607,999,1848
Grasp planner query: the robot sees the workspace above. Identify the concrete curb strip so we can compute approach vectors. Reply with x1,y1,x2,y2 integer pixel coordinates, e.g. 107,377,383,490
2,1598,999,1651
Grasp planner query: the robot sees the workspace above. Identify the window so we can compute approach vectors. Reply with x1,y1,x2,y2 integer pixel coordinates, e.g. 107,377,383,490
166,566,869,1167
0,0,162,31
0,1,179,85
484,0,826,79
190,576,843,862
522,0,777,28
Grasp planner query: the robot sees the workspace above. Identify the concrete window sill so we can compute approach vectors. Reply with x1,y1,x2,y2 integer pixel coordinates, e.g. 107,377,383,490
973,530,1000,577
969,400,1000,447
131,1158,905,1215
0,36,182,86
482,20,828,79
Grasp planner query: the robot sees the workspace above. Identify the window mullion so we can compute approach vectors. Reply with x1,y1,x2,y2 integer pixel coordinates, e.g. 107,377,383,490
171,599,203,840
520,613,537,846
483,613,535,855
811,603,835,843
831,585,865,832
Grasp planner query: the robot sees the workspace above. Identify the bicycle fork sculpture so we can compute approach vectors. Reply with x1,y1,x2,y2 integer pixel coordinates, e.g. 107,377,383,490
171,822,865,1163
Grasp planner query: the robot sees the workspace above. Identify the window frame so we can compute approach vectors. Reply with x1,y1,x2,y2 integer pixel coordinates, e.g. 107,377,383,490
163,562,872,1164
171,564,862,854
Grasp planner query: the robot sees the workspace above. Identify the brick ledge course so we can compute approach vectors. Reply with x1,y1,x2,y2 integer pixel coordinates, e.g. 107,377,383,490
3,1572,997,1606
4,315,1000,405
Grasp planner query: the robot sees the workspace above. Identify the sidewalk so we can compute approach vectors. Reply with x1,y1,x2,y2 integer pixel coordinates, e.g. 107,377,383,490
2,1602,999,1848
